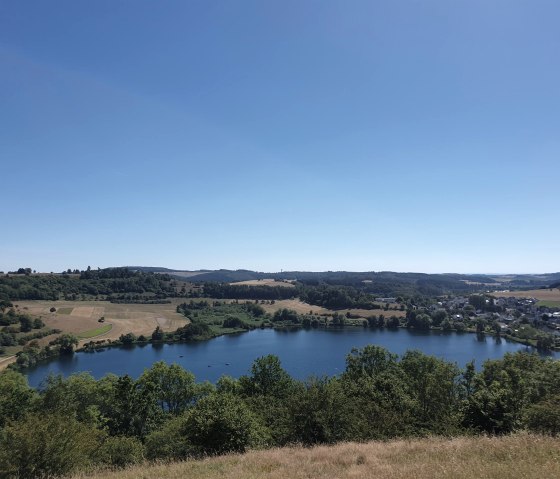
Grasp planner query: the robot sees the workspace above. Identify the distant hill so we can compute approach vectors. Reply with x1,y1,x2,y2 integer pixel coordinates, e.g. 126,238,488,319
122,267,560,294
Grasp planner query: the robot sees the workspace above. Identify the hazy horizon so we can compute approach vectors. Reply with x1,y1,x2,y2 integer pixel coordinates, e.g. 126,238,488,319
2,1,559,274
3,264,559,277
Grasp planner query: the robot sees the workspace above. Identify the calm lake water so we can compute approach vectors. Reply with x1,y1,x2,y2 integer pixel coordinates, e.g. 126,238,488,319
24,328,558,388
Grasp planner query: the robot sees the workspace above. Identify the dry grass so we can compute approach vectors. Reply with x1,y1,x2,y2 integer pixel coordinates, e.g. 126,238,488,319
490,288,560,301
12,300,188,344
73,434,560,479
260,299,405,319
229,279,296,288
260,299,332,316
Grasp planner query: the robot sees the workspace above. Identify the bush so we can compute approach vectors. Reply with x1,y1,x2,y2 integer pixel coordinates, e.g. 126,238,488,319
97,436,144,468
525,396,560,435
185,393,269,455
144,415,192,460
0,414,103,478
223,316,248,329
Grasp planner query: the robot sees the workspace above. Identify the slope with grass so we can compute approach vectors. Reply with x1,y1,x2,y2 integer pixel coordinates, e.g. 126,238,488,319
74,434,560,479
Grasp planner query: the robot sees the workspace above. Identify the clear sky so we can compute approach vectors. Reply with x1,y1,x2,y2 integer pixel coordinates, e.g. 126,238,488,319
1,1,559,274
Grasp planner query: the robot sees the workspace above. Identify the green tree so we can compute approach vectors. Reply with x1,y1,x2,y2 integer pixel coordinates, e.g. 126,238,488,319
289,377,354,444
51,333,79,354
240,354,294,398
0,370,37,428
184,392,268,455
343,345,399,381
138,361,210,414
151,326,164,341
107,375,163,437
400,350,461,433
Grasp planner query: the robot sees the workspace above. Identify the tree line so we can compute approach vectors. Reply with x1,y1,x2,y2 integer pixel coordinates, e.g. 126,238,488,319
0,268,177,302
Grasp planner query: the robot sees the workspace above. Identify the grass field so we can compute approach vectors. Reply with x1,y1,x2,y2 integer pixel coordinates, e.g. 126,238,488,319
77,324,113,339
73,434,560,479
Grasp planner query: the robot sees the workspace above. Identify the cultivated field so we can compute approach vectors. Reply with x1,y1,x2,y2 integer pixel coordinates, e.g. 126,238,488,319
229,279,296,288
490,288,560,306
490,288,560,300
13,299,189,344
74,434,560,479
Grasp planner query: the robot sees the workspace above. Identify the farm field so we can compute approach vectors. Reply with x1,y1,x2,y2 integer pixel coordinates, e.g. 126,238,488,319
259,299,406,319
490,288,560,305
12,299,189,344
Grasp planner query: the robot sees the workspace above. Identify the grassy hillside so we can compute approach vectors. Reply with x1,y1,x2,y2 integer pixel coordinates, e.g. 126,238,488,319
74,434,560,479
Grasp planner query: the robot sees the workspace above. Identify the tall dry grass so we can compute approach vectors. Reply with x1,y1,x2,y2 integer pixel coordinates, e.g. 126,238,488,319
73,434,560,479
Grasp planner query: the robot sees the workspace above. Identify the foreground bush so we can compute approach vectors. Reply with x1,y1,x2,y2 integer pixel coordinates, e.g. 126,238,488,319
0,414,102,478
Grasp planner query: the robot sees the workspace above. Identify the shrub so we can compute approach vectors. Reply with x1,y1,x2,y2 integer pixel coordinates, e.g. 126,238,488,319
0,414,103,478
97,436,144,468
185,393,269,455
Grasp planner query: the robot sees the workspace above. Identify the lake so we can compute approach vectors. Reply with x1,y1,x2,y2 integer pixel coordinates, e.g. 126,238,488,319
24,328,558,388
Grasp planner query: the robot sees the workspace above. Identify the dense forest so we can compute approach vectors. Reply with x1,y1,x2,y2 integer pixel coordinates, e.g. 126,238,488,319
1,348,560,478
0,268,177,302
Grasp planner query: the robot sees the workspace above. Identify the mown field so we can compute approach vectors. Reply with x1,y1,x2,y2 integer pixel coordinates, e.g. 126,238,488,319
490,288,560,307
259,298,406,319
73,434,560,479
13,299,189,343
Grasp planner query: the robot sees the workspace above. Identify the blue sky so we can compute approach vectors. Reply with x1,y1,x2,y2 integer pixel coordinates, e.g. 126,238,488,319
1,1,559,274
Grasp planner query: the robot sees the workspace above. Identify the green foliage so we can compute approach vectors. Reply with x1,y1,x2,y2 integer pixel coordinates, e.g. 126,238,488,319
144,415,192,460
97,436,144,468
151,326,164,341
0,413,103,479
107,375,164,437
138,361,211,414
400,350,461,433
0,268,176,301
289,377,354,444
0,370,37,429
2,346,560,478
525,395,560,436
240,354,295,398
222,315,249,329
272,308,300,323
50,333,79,354
202,283,296,301
184,392,269,455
